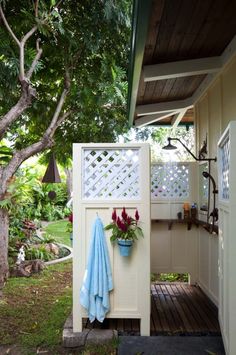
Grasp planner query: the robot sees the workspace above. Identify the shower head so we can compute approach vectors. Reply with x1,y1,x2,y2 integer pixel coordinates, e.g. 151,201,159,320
202,171,209,178
162,137,177,150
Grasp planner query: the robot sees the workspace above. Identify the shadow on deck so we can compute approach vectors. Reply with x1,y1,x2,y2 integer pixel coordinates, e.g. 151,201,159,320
83,283,221,336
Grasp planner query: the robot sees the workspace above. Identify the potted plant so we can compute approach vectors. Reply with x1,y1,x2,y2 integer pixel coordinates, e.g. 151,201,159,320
104,207,143,256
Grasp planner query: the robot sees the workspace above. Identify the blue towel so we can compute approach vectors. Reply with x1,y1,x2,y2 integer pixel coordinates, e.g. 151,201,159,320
80,217,113,323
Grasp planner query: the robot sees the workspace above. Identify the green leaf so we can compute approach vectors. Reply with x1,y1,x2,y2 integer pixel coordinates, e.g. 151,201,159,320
104,224,114,231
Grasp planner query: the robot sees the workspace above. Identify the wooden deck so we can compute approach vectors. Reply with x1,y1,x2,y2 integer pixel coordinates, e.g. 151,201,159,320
83,283,221,336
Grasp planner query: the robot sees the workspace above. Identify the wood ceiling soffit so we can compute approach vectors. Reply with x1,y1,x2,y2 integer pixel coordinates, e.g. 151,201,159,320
144,0,165,65
134,0,236,126
144,0,236,65
138,75,206,106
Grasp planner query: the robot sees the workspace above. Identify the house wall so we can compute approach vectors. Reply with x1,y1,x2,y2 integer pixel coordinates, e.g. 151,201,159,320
151,223,198,284
195,56,236,306
150,162,199,285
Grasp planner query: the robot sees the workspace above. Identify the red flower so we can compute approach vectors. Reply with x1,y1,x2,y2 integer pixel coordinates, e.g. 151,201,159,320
112,209,117,222
117,216,122,228
119,221,127,232
68,213,73,223
127,216,132,225
135,209,139,221
121,207,128,221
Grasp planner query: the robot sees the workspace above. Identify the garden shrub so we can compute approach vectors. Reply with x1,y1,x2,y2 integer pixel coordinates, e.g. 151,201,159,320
8,165,71,239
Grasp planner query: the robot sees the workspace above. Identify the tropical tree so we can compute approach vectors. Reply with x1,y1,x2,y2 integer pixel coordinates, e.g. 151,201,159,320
0,0,130,291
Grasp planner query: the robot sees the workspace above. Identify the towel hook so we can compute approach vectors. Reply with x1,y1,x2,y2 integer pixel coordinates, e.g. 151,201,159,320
96,212,99,217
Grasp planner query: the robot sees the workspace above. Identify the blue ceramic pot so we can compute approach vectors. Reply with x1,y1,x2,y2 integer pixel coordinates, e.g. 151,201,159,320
117,239,133,256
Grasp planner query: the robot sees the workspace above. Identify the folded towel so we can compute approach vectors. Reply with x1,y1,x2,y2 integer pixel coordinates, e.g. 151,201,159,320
80,217,113,322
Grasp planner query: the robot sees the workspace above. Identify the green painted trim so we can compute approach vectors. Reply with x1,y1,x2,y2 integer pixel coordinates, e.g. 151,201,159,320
127,0,152,127
148,122,194,127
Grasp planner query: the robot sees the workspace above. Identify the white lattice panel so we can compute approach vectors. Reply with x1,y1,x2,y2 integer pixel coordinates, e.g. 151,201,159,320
220,135,230,200
151,163,189,199
82,148,140,200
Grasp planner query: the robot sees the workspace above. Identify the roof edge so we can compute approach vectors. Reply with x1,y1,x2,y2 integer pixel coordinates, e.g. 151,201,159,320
127,0,152,127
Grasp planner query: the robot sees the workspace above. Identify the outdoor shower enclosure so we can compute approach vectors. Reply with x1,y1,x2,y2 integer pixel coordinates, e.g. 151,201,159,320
73,143,151,336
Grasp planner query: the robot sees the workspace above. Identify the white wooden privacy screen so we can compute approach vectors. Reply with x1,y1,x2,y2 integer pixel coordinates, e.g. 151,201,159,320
151,162,190,199
218,122,236,355
73,143,150,335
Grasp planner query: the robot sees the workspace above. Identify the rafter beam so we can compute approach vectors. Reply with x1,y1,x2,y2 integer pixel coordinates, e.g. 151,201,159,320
143,57,222,82
135,111,177,127
136,99,192,116
171,108,188,129
192,35,236,104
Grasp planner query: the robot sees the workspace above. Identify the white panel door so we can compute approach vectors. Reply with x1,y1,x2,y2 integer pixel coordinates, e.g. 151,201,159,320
73,143,150,336
218,121,236,355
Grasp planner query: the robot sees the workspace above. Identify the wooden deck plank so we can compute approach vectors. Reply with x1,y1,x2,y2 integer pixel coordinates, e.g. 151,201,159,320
152,284,170,332
151,288,163,332
161,285,186,333
168,288,194,333
82,283,220,336
193,285,219,319
155,284,177,333
170,284,203,332
182,285,218,332
175,284,210,332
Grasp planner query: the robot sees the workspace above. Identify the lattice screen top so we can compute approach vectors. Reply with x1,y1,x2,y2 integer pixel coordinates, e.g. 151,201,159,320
220,136,230,200
151,163,189,199
82,148,140,200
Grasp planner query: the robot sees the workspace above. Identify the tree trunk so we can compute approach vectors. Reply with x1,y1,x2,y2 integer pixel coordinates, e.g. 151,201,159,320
0,208,9,296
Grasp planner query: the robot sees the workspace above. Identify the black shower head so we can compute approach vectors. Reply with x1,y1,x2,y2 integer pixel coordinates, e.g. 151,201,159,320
202,171,210,178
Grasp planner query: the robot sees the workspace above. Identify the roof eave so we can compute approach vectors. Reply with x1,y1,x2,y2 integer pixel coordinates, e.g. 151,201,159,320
127,0,152,127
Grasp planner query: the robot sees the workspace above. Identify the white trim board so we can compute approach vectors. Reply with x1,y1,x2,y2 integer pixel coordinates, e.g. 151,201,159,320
143,57,222,82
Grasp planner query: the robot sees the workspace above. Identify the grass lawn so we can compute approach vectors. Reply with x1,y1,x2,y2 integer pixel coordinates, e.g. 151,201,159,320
0,261,72,354
0,221,117,354
44,220,71,247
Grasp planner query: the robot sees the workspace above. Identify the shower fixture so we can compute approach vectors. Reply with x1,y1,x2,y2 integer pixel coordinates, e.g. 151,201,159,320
162,137,217,163
202,171,218,233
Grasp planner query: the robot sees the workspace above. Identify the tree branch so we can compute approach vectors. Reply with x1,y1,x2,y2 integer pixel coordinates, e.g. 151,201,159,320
0,8,42,136
2,110,71,186
26,38,43,79
34,0,39,18
0,83,36,140
20,26,37,80
0,5,20,47
1,80,71,185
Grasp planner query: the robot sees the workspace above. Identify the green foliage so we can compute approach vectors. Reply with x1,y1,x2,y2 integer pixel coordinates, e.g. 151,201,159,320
0,0,131,165
25,245,54,261
0,144,13,165
38,233,55,244
44,220,71,247
151,273,189,283
6,165,70,226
